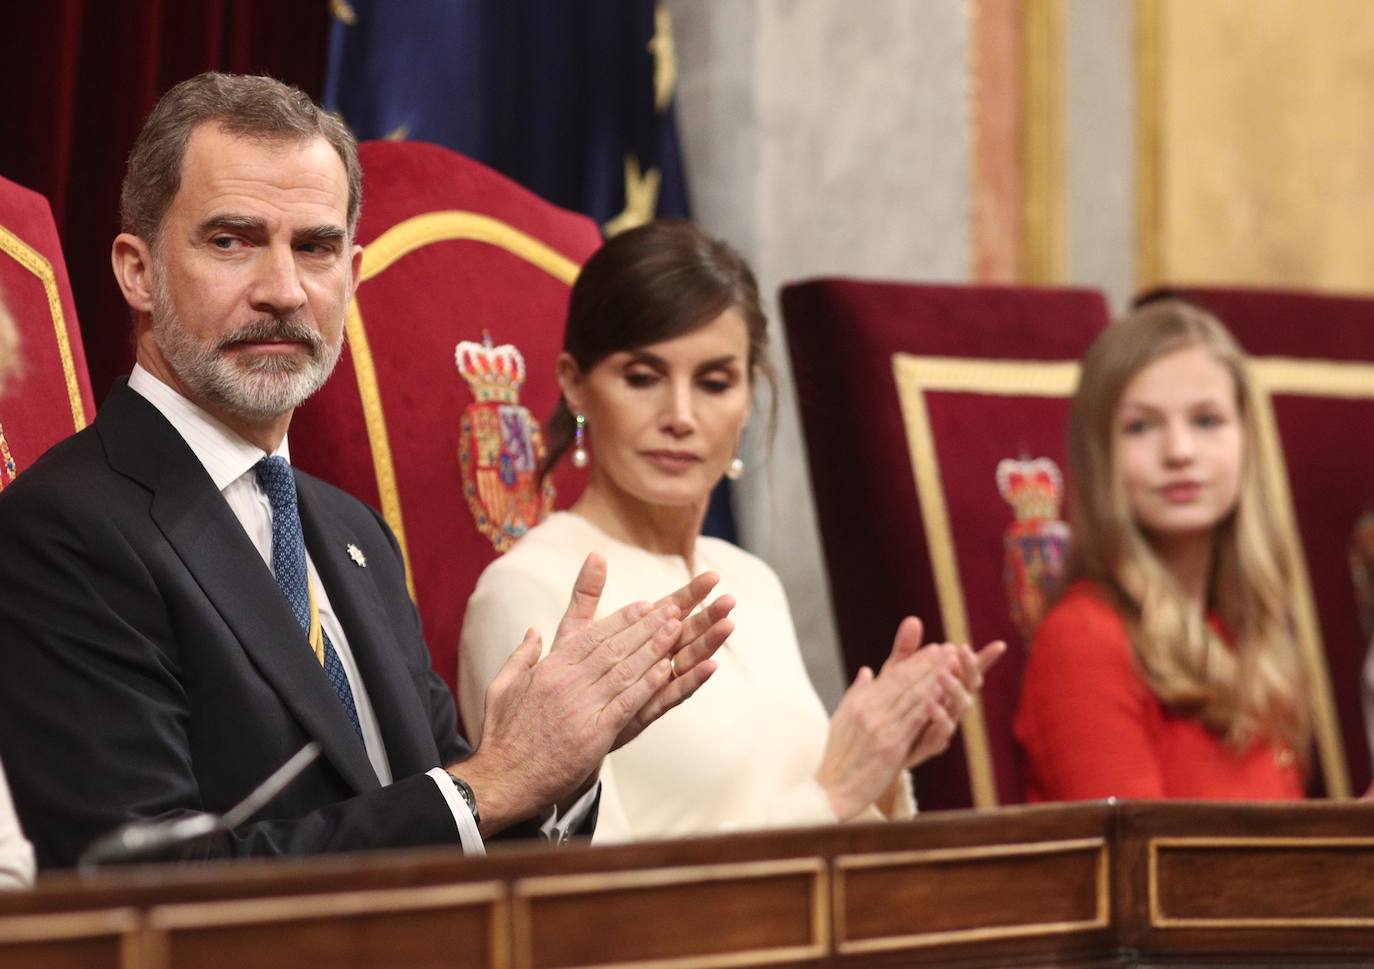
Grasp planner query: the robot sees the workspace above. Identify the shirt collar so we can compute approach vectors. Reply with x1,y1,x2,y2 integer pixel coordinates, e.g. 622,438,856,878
127,363,291,492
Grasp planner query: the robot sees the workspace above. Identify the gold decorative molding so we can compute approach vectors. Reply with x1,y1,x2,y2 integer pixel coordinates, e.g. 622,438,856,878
1020,0,1067,283
359,211,581,284
891,354,1081,807
351,211,582,592
0,223,87,431
1133,0,1163,289
1241,357,1371,799
144,882,503,929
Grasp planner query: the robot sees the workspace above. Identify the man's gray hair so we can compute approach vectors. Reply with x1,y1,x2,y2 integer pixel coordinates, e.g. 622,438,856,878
120,72,362,245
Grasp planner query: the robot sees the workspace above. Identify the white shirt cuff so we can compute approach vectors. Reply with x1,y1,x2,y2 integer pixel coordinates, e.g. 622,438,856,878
426,767,485,856
541,780,600,845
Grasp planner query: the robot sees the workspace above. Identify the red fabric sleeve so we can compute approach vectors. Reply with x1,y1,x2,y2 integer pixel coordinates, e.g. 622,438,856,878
1015,586,1166,800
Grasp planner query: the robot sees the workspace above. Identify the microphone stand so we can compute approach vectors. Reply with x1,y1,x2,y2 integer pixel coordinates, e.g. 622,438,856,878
78,741,322,871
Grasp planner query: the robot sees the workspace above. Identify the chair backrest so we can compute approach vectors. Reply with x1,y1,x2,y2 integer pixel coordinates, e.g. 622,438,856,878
1144,285,1374,798
0,174,95,486
782,279,1111,808
290,141,603,704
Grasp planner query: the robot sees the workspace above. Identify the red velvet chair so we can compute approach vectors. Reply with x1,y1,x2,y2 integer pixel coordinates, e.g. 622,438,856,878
782,280,1111,808
290,141,602,706
0,174,95,486
1142,285,1374,798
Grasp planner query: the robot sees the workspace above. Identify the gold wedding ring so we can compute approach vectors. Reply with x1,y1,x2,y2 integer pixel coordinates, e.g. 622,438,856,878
670,655,680,680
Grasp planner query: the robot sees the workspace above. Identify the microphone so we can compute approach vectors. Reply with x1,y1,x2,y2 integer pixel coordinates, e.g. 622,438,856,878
78,741,322,870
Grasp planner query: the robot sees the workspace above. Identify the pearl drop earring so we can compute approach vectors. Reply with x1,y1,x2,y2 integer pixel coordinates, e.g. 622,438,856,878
571,413,589,469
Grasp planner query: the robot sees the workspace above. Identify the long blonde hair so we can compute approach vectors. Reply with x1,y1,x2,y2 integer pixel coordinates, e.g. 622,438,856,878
1064,300,1309,752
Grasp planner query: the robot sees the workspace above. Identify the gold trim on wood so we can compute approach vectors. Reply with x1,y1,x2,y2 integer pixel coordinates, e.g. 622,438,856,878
835,835,1107,869
892,354,1082,807
0,907,139,944
833,837,1110,954
350,211,583,592
1020,0,1067,283
510,858,827,969
0,223,87,431
1149,836,1374,928
144,881,504,929
1134,0,1163,289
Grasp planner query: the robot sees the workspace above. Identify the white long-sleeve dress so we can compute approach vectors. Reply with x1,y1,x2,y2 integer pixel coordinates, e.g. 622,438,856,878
459,512,912,842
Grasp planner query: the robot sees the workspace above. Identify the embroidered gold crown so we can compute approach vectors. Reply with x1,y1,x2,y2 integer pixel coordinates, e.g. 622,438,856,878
996,456,1064,522
455,333,527,404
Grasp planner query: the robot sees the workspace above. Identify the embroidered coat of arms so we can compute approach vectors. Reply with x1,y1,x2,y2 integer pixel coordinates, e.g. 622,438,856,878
455,336,555,553
996,456,1070,641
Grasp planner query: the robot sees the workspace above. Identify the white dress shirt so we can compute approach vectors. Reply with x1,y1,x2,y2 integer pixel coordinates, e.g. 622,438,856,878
0,757,34,889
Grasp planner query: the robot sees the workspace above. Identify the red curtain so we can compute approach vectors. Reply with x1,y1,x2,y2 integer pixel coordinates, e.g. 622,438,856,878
0,0,330,400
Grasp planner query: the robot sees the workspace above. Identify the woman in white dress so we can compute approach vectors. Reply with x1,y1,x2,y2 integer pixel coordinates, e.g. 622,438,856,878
0,297,36,887
460,220,1002,841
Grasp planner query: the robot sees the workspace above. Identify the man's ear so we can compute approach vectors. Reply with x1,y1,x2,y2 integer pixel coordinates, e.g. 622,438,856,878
111,233,156,313
555,352,585,412
348,242,364,300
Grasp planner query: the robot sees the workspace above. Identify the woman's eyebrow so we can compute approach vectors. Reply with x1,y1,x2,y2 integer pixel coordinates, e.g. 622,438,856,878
694,354,740,372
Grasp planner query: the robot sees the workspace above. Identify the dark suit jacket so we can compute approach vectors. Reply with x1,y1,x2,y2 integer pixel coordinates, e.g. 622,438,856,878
0,381,501,868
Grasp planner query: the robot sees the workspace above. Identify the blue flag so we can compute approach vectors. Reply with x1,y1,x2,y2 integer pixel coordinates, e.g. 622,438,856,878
324,0,737,540
324,0,690,228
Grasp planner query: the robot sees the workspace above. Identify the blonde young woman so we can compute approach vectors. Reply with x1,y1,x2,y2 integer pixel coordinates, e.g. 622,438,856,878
461,220,1002,841
1015,300,1309,801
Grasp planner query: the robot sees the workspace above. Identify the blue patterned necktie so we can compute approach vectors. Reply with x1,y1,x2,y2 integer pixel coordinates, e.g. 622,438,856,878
254,456,363,740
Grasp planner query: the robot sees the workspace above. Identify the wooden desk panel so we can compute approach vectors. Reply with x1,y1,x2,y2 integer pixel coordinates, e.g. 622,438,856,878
4,802,1374,968
834,838,1109,955
1118,802,1374,961
511,859,826,969
141,884,503,969
1151,837,1374,925
0,908,137,969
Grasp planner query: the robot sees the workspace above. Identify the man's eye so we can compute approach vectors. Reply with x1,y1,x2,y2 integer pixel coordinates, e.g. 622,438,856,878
298,242,336,255
210,236,238,250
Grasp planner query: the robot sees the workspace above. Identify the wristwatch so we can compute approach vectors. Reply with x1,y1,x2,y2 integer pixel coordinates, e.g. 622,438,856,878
444,771,480,827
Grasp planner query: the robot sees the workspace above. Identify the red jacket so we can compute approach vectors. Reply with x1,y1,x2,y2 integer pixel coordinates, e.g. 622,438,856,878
1015,581,1304,802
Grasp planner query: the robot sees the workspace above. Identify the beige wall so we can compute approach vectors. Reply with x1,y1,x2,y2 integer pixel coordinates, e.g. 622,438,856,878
1139,0,1374,292
670,0,971,706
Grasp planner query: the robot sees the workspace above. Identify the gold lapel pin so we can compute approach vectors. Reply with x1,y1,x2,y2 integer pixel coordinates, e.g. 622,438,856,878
346,543,367,567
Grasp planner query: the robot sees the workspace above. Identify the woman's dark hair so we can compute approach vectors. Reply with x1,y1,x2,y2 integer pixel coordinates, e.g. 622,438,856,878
542,219,776,477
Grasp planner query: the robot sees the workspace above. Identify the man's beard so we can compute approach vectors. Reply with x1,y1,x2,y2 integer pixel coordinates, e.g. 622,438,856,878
150,271,345,423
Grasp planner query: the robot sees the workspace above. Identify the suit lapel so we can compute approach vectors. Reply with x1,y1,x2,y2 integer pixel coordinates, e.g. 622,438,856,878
97,384,379,795
297,477,442,778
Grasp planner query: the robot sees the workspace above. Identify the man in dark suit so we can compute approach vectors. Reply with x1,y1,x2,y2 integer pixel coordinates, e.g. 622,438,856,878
0,73,733,869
